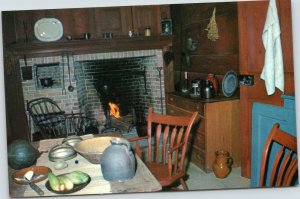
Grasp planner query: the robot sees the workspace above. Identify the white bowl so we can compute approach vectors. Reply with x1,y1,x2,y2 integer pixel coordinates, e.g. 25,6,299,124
74,137,113,164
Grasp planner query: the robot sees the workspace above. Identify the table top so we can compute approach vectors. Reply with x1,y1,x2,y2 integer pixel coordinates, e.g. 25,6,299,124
8,134,161,197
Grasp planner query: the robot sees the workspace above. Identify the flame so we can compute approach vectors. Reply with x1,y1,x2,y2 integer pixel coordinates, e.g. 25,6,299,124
108,102,121,118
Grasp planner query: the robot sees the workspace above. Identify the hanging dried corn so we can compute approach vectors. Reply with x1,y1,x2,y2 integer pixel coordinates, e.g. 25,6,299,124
205,7,219,41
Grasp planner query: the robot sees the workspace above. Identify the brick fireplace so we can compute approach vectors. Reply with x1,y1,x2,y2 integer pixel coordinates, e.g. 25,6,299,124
20,49,166,135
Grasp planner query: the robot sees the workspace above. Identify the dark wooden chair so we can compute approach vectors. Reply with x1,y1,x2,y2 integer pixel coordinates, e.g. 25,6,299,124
129,107,198,190
259,123,298,187
27,97,66,139
65,113,99,136
27,97,98,140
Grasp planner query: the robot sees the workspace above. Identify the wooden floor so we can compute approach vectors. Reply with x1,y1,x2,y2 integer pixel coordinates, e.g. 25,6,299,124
122,129,250,191
180,163,250,190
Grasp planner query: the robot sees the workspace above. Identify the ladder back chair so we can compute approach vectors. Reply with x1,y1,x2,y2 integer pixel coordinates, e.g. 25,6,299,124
27,98,66,139
27,97,99,140
259,123,298,187
129,107,198,190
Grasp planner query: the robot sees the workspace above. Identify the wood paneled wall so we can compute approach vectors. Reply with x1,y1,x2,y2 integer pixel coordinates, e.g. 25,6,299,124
2,5,171,45
171,3,239,94
238,0,294,178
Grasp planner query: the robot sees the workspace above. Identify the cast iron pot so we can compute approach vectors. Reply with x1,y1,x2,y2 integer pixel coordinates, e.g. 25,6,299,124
40,78,54,87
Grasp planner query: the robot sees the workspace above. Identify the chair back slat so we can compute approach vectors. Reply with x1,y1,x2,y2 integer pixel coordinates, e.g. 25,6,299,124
269,146,284,186
162,125,170,164
259,123,298,187
155,124,162,163
32,105,40,115
43,101,50,114
176,127,184,144
275,150,293,186
147,118,153,162
283,158,298,186
173,126,184,174
170,126,177,151
39,102,46,115
36,105,45,121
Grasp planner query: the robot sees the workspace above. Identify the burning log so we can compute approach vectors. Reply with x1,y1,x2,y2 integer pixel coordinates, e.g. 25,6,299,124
108,102,121,119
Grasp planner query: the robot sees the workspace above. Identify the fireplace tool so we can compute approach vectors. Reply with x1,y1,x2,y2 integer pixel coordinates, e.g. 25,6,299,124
67,54,74,92
143,66,147,94
156,67,164,114
61,54,67,95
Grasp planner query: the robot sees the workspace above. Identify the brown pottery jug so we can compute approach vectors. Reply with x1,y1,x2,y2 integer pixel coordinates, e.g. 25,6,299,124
212,150,233,179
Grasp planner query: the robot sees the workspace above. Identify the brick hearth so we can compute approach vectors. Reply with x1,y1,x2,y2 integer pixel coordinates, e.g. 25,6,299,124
19,50,165,135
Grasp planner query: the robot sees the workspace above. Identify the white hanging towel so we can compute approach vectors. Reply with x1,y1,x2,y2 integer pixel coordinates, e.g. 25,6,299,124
260,0,284,95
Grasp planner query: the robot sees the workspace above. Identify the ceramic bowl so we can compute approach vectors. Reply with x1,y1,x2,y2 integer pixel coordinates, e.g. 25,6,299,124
74,137,114,164
11,166,51,185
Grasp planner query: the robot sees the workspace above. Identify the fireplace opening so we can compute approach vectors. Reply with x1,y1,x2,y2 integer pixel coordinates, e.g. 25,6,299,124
72,50,165,136
20,50,165,139
94,79,136,133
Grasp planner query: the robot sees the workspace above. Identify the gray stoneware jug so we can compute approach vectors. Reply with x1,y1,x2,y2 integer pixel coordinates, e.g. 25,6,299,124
202,80,215,99
100,137,136,181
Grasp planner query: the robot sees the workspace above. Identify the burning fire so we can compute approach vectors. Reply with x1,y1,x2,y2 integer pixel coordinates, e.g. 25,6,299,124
108,102,121,118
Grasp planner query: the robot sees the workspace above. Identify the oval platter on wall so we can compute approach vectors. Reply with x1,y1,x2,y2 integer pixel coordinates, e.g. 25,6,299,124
34,18,63,42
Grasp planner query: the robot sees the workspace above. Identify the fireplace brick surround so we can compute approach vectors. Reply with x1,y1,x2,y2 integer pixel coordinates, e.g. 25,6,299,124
20,49,165,134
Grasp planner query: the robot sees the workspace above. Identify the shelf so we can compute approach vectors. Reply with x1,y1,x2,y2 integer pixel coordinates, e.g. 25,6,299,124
169,91,239,103
6,35,174,58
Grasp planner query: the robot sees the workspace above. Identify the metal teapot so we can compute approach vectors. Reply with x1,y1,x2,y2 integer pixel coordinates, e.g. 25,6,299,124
100,137,136,182
202,80,215,99
191,79,202,96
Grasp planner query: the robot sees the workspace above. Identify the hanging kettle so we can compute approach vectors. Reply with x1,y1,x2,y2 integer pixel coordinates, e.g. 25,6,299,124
100,137,136,181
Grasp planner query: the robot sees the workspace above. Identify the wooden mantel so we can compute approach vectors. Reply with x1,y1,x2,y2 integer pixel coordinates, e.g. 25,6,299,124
6,35,173,58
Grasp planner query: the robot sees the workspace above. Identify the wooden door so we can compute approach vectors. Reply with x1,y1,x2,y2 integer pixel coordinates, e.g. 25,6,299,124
94,7,133,37
4,54,28,143
238,0,294,178
3,9,28,143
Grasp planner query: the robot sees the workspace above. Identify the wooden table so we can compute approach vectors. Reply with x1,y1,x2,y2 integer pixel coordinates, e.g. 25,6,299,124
8,134,161,197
